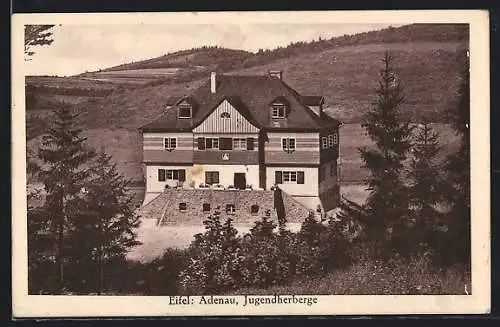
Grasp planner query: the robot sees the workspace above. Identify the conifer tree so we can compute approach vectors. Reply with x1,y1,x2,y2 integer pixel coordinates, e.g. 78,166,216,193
69,151,141,294
36,107,95,293
407,123,444,255
359,51,414,258
443,52,470,263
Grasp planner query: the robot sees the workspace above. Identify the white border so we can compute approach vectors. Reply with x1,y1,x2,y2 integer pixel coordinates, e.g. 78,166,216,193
12,10,490,317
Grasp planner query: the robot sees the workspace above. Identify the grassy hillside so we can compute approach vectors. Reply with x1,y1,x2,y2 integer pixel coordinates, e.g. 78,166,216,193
93,24,468,75
25,23,468,186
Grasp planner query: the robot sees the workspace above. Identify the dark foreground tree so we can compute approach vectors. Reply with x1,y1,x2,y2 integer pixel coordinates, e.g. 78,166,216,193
442,53,471,264
68,151,141,294
24,25,56,59
359,51,414,258
407,123,445,256
36,108,95,293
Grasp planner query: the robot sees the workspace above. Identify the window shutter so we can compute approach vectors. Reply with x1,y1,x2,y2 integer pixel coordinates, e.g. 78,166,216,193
158,169,166,182
275,171,283,184
297,171,305,184
197,137,205,150
247,137,254,150
205,172,211,184
214,172,220,184
178,169,186,182
220,137,232,150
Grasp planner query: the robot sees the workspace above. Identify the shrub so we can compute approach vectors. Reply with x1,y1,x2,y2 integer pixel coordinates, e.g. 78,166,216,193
178,208,243,295
239,210,294,288
294,212,353,276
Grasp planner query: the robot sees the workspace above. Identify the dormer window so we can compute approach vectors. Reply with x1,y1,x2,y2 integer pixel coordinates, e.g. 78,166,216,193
178,104,192,119
271,104,286,119
270,96,290,119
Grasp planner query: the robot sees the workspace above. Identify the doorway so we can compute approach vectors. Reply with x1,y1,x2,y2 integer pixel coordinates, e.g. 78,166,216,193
234,173,246,190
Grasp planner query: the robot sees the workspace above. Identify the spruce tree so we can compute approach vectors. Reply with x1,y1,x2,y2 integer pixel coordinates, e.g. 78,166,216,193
36,107,95,293
443,52,470,264
69,151,141,294
359,52,413,258
407,123,444,255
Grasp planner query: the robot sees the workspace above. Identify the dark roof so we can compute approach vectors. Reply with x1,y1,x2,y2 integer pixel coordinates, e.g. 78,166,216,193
300,95,324,106
165,96,181,106
139,74,340,132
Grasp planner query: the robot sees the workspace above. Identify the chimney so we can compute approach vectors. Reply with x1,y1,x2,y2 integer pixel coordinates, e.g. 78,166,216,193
268,70,283,80
211,72,217,93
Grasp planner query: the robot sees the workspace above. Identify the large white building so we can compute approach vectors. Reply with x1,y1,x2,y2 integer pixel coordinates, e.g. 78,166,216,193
139,70,341,212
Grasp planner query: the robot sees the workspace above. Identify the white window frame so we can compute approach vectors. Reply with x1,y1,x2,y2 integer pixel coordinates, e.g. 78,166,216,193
333,132,338,145
283,171,298,183
322,136,328,149
205,137,219,150
328,135,334,148
282,137,296,153
233,138,247,150
166,169,181,180
164,137,177,151
178,105,192,119
271,104,286,119
205,171,220,185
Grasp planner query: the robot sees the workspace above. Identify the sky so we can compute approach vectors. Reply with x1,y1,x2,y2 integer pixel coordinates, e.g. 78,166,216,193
25,23,396,76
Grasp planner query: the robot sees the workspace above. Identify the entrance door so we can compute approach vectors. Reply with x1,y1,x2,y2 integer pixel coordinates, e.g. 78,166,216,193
234,173,246,190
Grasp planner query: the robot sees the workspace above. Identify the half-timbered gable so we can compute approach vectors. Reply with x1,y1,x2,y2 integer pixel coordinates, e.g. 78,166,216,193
193,98,260,134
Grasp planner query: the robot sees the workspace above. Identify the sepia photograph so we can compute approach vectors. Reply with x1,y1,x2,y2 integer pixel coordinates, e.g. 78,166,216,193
12,10,490,317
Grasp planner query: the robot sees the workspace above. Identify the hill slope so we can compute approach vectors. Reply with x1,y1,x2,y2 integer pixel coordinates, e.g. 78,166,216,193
26,23,468,185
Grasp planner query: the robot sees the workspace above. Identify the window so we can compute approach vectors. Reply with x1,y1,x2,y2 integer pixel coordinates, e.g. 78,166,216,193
328,135,334,148
203,203,211,213
330,163,335,176
205,171,219,185
226,204,236,214
164,137,177,151
205,138,219,150
233,138,247,150
271,104,286,118
283,171,297,183
333,132,338,145
275,171,304,184
179,202,187,211
178,105,191,119
322,137,328,149
158,169,186,182
220,112,230,118
250,204,259,215
282,138,296,153
319,166,326,181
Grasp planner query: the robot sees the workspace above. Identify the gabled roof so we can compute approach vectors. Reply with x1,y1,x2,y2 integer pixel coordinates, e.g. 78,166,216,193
192,95,260,130
139,74,340,132
176,96,198,109
269,95,291,107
